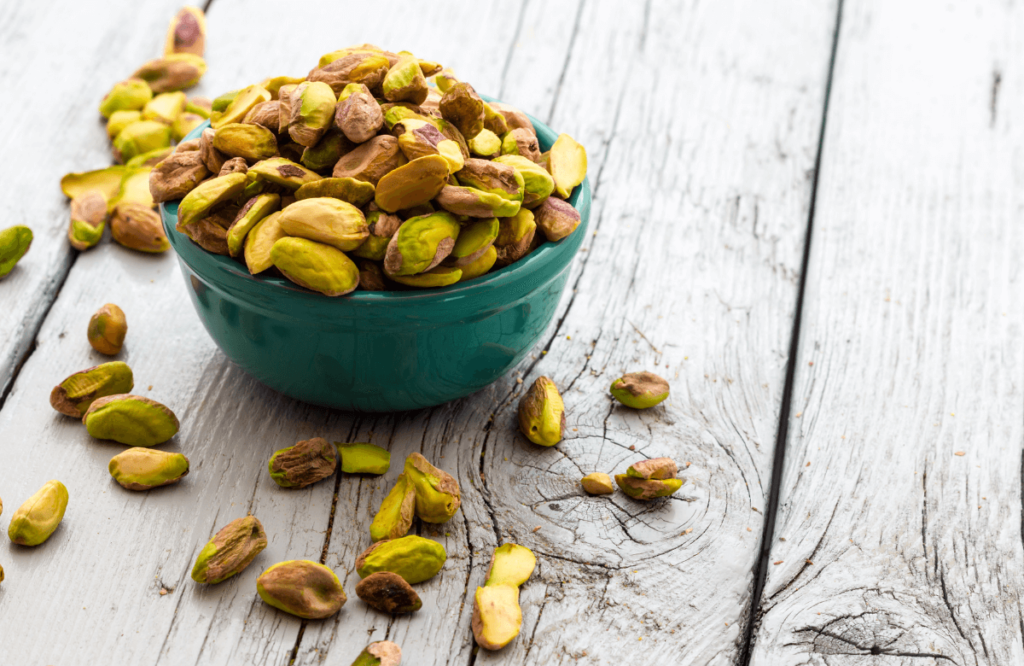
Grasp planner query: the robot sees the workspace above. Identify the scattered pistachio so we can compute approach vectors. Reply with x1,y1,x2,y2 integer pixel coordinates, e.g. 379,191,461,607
518,376,565,446
8,481,68,546
191,516,268,584
355,535,446,584
50,361,134,417
88,303,127,355
610,372,670,409
83,394,179,446
472,584,522,650
109,448,189,490
581,472,615,495
355,571,422,614
257,560,346,619
268,437,338,489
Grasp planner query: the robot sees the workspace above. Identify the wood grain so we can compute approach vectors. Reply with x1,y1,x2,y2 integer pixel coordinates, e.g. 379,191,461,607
0,0,839,664
749,1,1024,664
0,0,201,398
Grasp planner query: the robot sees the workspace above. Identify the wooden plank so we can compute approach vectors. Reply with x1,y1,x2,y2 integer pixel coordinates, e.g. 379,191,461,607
0,0,199,397
749,1,1024,663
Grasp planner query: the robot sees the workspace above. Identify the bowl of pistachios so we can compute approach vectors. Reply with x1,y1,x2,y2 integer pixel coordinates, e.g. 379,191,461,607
157,45,590,412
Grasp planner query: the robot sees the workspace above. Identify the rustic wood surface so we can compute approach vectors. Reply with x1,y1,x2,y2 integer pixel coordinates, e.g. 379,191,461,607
4,0,1019,665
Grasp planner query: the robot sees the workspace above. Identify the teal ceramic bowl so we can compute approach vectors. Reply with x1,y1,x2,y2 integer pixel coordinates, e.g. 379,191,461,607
161,107,591,412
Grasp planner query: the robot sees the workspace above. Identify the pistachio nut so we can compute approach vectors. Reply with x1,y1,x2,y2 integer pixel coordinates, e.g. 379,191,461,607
99,79,153,119
181,215,229,255
467,129,501,159
149,149,209,203
212,89,240,113
227,194,280,257
382,55,428,105
317,45,397,69
382,103,434,131
68,191,108,251
211,84,272,129
334,83,384,143
610,371,670,409
333,135,407,186
8,481,68,547
113,120,172,164
164,6,206,56
350,642,402,666
244,210,286,274
50,361,134,418
518,376,565,447
191,515,268,584
338,443,390,475
172,112,205,142
132,53,207,94
212,123,278,161
352,209,401,261
355,572,422,614
581,472,615,495
396,120,464,173
61,166,128,201
307,52,391,95
107,109,142,140
271,237,360,297
83,394,179,446
110,166,156,208
278,197,368,251
257,560,347,619
88,303,127,355
458,245,497,282
439,82,485,139
623,460,676,483
484,543,536,587
301,130,355,172
0,225,32,279
286,81,337,147
260,75,306,99
456,158,524,202
435,118,471,159
187,96,212,117
142,91,187,125
549,133,588,198
176,172,247,228
493,155,554,208
219,157,248,176
369,473,415,542
355,535,446,584
403,452,461,523
248,157,322,190
383,211,460,276
199,128,227,173
482,102,509,135
389,265,462,287
374,155,450,213
533,197,581,242
268,437,338,489
614,475,683,500
295,177,375,207
242,99,281,131
434,185,520,218
110,203,170,253
109,447,189,490
357,260,386,291
490,102,535,134
500,128,542,163
446,217,498,267
472,584,522,650
493,210,536,266
277,84,297,132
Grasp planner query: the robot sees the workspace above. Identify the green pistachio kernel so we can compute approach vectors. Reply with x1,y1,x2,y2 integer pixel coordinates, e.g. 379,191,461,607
83,394,179,446
191,515,267,584
369,473,416,542
355,535,447,584
270,237,360,297
99,79,153,119
8,481,69,546
257,560,346,619
383,212,461,277
338,443,390,475
49,361,134,417
484,543,536,587
517,376,565,447
109,448,190,490
610,371,670,409
226,193,280,258
403,452,461,523
176,172,247,229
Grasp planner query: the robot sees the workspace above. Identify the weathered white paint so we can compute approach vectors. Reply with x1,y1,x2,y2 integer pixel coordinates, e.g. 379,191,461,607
0,0,840,664
749,1,1024,664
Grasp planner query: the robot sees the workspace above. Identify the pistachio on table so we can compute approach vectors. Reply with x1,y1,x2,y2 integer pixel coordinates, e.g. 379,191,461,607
349,642,402,666
355,571,422,614
164,6,206,57
68,191,108,251
257,560,346,619
110,202,170,253
50,361,134,418
109,447,189,490
155,44,588,296
338,443,390,475
83,394,179,446
369,473,416,542
615,457,684,500
355,535,446,584
8,480,69,546
268,437,338,489
472,584,523,651
580,472,615,495
610,371,670,409
484,543,536,587
518,376,566,447
88,303,128,355
192,516,268,584
403,452,461,523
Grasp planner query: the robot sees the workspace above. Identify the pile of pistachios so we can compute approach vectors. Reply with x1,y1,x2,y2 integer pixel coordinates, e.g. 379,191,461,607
59,7,211,254
150,45,588,295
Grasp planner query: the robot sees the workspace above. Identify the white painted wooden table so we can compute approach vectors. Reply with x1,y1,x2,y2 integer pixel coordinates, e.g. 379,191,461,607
1,1,1021,664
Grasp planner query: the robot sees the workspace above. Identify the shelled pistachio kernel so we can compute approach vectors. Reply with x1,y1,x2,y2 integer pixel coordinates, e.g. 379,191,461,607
355,571,422,614
355,535,447,584
338,443,390,475
517,376,565,446
369,473,416,542
110,203,170,253
614,475,683,500
8,480,69,546
271,237,361,297
83,394,179,446
404,452,461,523
472,584,522,650
626,457,678,480
278,197,368,251
69,191,107,251
581,472,614,495
50,361,134,418
109,448,189,490
484,543,536,587
268,437,338,489
257,560,346,619
88,303,127,355
610,371,670,409
383,211,461,277
191,515,267,584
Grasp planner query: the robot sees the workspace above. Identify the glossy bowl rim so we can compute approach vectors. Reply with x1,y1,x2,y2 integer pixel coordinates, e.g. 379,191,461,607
160,102,591,306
